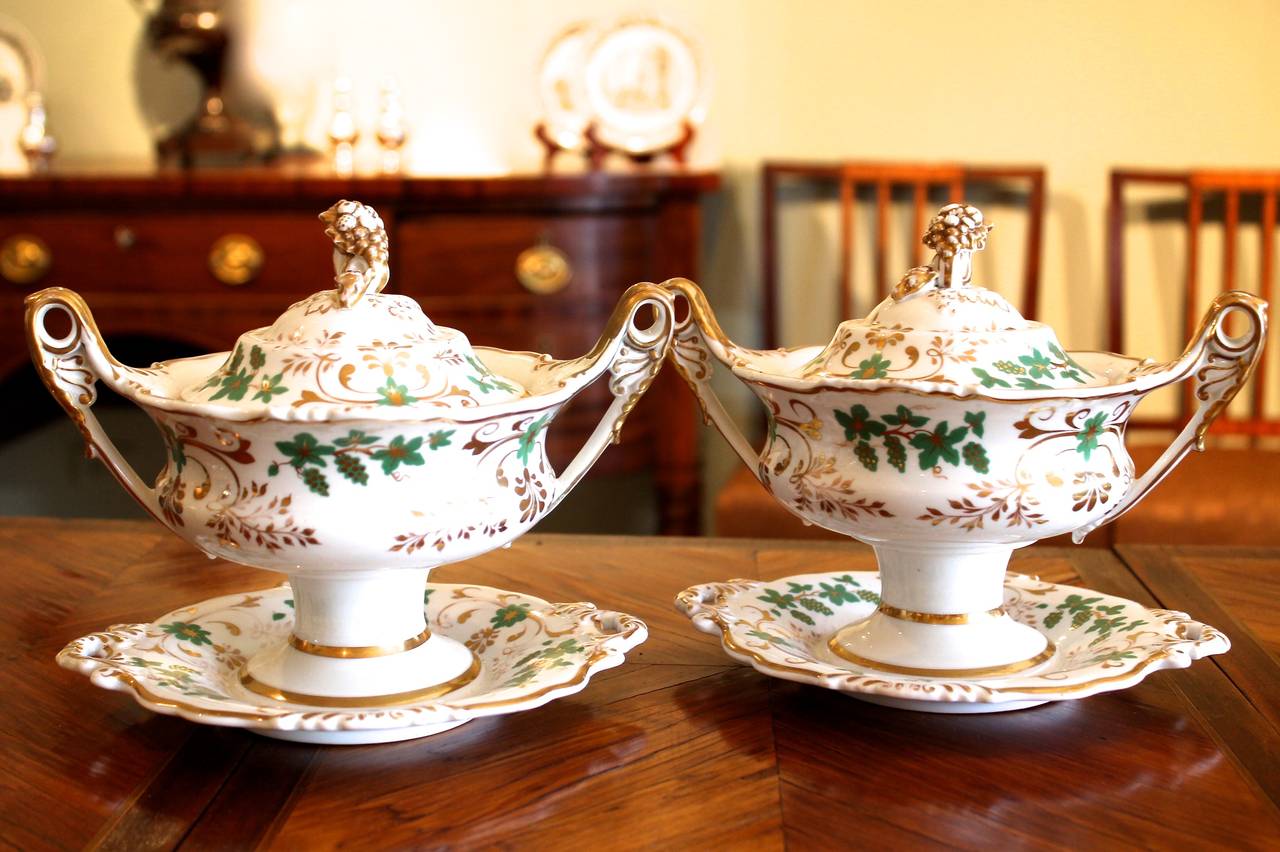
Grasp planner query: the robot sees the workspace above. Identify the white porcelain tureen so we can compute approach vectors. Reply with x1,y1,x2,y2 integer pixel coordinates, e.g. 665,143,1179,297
26,200,673,709
667,203,1267,679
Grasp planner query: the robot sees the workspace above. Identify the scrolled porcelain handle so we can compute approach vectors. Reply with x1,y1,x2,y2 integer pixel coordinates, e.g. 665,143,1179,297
1072,291,1268,543
663,278,768,485
25,287,165,524
549,282,676,503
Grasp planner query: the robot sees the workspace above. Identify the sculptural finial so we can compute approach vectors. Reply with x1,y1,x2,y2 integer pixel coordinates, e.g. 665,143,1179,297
319,200,390,307
924,203,992,290
892,203,994,301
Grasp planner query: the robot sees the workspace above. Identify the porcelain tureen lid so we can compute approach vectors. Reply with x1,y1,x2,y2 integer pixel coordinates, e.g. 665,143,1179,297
179,200,526,415
796,204,1098,391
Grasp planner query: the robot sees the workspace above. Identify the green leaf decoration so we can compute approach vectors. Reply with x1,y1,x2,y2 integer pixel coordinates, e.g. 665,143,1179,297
376,377,417,407
758,589,795,610
267,462,279,476
517,415,550,466
818,582,860,605
964,410,985,438
423,588,433,604
790,610,815,626
910,422,967,469
302,467,330,496
972,368,1012,388
210,367,254,402
335,430,380,447
1018,349,1055,379
249,345,266,370
852,352,891,380
1075,412,1108,461
835,404,887,441
490,603,531,628
1044,610,1063,629
428,429,454,450
372,435,426,474
251,372,288,402
271,612,285,621
1016,377,1053,390
161,621,212,646
227,344,245,373
336,453,369,485
275,433,334,469
880,404,928,428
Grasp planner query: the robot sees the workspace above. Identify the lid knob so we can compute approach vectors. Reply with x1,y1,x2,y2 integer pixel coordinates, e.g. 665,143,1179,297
319,200,390,308
893,203,993,301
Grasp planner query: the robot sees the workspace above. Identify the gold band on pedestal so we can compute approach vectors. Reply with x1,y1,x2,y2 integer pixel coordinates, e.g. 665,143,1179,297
828,638,1057,679
239,655,481,708
287,627,432,659
875,603,1006,625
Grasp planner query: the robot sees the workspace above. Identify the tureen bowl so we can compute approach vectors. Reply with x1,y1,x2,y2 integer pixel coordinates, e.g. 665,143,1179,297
26,200,673,704
667,203,1267,678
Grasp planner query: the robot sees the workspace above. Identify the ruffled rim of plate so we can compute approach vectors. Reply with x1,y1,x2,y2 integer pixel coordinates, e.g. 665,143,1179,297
675,572,1228,705
57,583,647,733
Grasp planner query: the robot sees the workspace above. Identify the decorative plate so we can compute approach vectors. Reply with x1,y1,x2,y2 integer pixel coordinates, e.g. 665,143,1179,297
536,21,597,150
0,14,43,171
583,17,707,154
58,583,647,744
676,571,1228,713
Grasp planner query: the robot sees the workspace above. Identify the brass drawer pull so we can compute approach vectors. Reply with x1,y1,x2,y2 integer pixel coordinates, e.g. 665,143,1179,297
113,226,136,251
515,242,572,295
209,233,264,286
0,234,52,285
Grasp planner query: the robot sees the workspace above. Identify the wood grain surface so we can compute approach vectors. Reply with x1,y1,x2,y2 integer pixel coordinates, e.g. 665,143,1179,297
0,519,1276,850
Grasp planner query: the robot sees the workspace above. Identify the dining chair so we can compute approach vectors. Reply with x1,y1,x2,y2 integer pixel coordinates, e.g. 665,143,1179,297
760,160,1047,347
716,160,1047,541
1106,168,1280,545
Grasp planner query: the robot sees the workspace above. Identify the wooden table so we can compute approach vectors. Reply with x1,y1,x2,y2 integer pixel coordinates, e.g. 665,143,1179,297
2,518,1278,850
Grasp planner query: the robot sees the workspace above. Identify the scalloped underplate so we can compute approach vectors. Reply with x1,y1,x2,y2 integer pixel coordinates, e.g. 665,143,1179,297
676,571,1227,713
58,583,646,744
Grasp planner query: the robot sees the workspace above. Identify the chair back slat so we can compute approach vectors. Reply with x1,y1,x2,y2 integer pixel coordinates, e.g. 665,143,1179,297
1223,188,1239,293
762,160,1046,349
1109,168,1279,438
874,180,891,296
911,182,928,267
838,177,855,322
1257,191,1276,422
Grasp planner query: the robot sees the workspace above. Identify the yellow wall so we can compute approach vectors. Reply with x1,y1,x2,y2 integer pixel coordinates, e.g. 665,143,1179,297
8,0,1279,519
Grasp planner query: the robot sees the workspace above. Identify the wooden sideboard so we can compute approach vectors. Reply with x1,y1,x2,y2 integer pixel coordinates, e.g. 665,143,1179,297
0,164,720,534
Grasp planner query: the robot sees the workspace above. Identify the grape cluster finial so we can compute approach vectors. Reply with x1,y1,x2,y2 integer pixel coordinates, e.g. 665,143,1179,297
320,200,390,307
923,203,992,261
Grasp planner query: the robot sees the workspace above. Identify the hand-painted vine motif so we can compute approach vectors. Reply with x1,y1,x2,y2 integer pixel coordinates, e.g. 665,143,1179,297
678,574,1221,705
266,428,454,496
157,420,320,551
758,575,881,626
764,398,894,522
189,295,528,410
918,477,1046,531
972,343,1092,390
432,587,582,682
1032,593,1149,646
389,414,554,554
916,401,1132,529
835,403,990,475
61,585,641,728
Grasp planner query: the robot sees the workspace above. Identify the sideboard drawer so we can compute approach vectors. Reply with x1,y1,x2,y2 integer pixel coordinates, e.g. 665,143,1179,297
0,213,334,294
395,213,652,302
